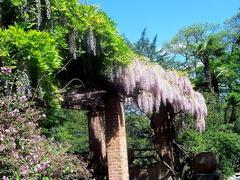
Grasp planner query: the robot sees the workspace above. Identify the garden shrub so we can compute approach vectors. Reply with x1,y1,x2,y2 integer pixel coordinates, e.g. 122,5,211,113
179,129,240,177
126,114,156,166
45,109,89,153
0,94,90,179
178,93,240,177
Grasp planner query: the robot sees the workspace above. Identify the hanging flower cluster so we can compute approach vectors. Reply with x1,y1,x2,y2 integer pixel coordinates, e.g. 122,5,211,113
113,59,207,131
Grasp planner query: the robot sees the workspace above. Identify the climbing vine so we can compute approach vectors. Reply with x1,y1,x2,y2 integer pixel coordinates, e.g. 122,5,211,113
0,26,61,108
0,0,134,107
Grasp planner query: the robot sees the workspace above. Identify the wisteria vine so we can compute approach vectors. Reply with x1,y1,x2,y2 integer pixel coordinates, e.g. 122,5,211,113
112,59,207,132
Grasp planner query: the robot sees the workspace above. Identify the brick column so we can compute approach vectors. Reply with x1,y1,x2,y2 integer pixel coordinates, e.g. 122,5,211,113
105,95,129,180
88,109,107,177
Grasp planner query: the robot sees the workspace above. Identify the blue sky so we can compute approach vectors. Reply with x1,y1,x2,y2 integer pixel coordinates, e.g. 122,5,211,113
88,0,239,47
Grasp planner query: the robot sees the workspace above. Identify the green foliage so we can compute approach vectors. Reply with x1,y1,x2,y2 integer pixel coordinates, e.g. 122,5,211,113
134,28,156,59
126,113,155,166
0,0,134,68
85,9,134,66
126,113,153,148
179,130,207,153
224,10,240,44
179,129,240,177
178,93,240,177
204,93,226,129
46,109,89,153
131,28,166,66
0,26,61,108
195,34,225,61
163,24,226,92
0,62,89,179
0,26,61,71
234,114,240,132
0,0,135,110
163,15,240,178
163,17,239,129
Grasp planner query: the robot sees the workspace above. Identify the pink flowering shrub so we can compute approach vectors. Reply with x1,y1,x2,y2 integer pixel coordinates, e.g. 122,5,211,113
0,67,12,74
0,95,90,179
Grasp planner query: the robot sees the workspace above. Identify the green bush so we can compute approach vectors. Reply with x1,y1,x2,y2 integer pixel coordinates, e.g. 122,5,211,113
126,114,152,147
126,114,155,166
0,0,134,71
47,109,89,153
0,26,62,108
50,0,134,67
179,129,240,177
0,60,90,179
178,93,240,177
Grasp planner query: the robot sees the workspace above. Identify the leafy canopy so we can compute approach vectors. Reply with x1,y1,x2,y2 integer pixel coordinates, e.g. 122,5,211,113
0,26,61,107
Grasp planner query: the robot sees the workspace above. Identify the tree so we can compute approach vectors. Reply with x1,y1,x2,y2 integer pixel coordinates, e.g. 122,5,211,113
194,35,225,92
221,11,240,123
133,28,160,61
224,10,240,46
163,23,225,92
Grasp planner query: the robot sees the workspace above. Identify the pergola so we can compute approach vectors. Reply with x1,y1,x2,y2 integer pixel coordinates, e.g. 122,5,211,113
62,58,207,180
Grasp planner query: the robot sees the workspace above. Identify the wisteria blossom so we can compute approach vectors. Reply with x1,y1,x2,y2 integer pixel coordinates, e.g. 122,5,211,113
112,58,207,131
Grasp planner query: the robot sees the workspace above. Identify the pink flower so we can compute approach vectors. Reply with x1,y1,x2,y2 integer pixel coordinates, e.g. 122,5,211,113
19,96,27,102
35,161,50,173
2,176,9,180
9,109,19,117
20,165,29,176
4,129,10,133
0,67,12,74
17,116,23,121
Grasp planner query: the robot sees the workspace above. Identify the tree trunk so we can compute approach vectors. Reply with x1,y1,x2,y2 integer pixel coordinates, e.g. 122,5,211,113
224,106,228,124
150,104,175,180
88,109,107,178
229,104,237,123
211,74,219,94
203,58,213,91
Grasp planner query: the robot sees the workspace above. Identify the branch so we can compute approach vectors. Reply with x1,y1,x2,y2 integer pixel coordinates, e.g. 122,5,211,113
154,144,179,180
54,58,74,76
59,78,85,92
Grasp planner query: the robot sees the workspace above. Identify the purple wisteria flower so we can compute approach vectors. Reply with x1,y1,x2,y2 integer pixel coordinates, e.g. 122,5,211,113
19,96,28,102
113,59,207,131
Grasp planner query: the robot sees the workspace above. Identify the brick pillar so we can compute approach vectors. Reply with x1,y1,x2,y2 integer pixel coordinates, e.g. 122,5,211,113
105,95,129,180
88,109,107,178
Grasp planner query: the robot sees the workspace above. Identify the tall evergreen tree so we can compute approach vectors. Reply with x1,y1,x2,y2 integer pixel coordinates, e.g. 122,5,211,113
133,28,162,61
